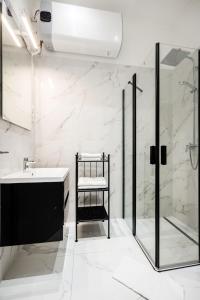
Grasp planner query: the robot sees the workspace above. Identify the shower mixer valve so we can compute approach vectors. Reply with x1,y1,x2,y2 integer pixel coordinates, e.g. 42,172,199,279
185,143,198,152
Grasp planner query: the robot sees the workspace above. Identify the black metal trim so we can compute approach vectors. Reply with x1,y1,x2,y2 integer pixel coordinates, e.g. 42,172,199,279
155,42,160,268
64,191,69,208
132,74,136,236
161,145,167,165
75,153,110,241
78,188,109,192
122,89,125,218
198,49,200,261
108,154,110,239
164,217,198,246
150,146,156,165
75,153,78,242
134,236,156,267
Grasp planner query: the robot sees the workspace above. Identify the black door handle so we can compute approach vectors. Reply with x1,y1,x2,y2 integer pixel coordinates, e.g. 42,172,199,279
161,145,167,165
150,146,156,165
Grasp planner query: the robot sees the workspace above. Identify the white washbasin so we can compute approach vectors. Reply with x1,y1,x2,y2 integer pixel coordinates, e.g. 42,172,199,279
0,168,70,184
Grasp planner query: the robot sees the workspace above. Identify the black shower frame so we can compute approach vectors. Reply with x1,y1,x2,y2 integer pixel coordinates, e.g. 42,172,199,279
123,43,200,271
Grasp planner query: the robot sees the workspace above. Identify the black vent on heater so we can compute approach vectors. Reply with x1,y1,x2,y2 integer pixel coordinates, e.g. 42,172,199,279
40,11,51,22
7,8,12,17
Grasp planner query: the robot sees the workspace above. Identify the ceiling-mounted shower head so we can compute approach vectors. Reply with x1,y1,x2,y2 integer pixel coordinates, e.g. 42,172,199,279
161,48,191,67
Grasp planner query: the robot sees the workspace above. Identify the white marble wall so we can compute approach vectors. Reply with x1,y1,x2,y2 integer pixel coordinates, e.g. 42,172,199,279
34,55,134,221
3,46,32,130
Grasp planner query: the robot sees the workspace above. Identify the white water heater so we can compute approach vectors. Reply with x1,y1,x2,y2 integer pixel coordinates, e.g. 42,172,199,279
39,0,123,58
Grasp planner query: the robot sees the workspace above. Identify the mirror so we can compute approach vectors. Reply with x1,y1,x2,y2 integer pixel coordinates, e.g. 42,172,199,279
1,1,32,130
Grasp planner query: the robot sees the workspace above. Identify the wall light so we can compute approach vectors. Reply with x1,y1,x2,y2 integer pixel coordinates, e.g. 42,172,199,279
2,14,22,47
21,13,38,50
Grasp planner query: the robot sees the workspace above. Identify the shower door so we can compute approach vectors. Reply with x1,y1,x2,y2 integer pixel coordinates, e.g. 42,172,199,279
159,43,200,269
129,43,200,271
123,78,134,232
135,63,157,266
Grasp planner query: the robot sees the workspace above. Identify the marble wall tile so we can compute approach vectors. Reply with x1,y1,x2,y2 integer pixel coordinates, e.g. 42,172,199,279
3,46,32,130
34,55,134,221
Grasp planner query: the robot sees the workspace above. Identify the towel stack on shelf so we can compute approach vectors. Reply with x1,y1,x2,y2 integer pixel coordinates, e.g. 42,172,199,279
78,177,107,189
80,153,102,161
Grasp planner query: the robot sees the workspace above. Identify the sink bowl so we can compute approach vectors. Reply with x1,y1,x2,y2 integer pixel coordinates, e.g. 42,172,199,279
0,168,70,184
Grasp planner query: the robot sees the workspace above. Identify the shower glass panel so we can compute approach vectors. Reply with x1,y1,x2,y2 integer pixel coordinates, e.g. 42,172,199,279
135,67,156,264
159,43,199,268
124,43,200,271
124,80,133,231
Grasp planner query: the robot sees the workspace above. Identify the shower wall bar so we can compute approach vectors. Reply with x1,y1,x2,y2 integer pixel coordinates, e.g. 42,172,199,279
155,42,160,269
132,74,136,236
198,49,200,261
122,89,125,219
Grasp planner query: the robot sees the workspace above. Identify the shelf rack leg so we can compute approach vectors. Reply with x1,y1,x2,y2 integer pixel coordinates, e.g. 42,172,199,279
108,190,110,239
108,154,110,239
75,153,78,242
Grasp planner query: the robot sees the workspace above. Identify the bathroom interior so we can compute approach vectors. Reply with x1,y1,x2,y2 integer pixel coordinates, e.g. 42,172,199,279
0,0,200,299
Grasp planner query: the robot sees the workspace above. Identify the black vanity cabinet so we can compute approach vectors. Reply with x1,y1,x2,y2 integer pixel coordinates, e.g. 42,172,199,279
0,180,69,246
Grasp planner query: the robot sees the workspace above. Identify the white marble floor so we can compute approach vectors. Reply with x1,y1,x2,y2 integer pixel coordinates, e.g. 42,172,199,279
0,219,200,300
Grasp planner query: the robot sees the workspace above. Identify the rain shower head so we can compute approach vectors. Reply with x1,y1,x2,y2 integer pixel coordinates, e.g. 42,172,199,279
161,48,191,67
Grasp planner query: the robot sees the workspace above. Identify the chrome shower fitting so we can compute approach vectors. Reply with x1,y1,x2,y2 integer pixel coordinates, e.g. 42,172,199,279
185,143,198,152
178,81,197,94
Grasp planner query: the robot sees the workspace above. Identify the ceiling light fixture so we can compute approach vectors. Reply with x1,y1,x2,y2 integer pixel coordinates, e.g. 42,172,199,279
2,14,22,47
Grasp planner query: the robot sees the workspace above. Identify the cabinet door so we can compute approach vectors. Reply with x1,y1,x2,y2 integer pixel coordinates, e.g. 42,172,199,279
0,182,64,246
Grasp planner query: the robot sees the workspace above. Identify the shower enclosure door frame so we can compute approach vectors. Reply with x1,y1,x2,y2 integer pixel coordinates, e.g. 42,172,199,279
122,74,136,235
154,43,200,270
123,43,200,271
155,43,160,269
197,48,200,263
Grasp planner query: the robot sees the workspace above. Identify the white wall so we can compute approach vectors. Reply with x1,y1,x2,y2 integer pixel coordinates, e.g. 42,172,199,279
34,55,134,221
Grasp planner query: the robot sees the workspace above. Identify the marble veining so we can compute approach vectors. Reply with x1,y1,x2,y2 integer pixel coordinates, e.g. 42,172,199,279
34,55,134,221
2,46,32,130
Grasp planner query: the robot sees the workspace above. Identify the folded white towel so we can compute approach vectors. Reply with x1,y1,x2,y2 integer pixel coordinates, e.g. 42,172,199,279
80,153,102,161
78,177,107,189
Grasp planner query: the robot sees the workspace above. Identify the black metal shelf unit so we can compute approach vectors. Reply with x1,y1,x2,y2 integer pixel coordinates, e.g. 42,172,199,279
75,153,110,242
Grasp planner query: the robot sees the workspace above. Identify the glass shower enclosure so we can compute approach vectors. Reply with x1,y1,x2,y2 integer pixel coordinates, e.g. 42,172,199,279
123,43,200,271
